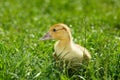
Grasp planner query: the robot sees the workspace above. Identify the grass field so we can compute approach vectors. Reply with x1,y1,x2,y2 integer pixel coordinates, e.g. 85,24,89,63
0,0,120,80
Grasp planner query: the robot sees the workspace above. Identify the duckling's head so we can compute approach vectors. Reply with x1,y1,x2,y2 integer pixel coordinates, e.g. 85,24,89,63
41,23,72,41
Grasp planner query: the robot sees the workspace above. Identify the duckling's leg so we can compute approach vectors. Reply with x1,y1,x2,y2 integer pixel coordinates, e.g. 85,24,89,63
53,52,59,60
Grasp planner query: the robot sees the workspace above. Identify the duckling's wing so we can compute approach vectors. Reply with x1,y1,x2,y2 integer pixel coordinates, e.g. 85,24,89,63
75,44,91,60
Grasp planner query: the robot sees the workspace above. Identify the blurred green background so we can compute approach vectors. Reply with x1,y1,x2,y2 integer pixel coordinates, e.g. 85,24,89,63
0,0,120,80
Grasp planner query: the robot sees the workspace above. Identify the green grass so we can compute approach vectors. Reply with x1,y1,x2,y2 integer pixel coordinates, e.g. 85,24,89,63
0,0,120,80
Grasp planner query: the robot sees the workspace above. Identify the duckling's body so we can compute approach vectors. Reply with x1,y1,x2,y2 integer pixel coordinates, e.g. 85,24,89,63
41,23,91,65
54,40,83,62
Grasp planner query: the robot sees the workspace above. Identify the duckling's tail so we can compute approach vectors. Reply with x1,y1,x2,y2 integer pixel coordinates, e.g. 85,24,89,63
83,49,91,60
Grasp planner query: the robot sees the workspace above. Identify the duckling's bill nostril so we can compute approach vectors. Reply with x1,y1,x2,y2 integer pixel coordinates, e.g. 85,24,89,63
40,32,52,41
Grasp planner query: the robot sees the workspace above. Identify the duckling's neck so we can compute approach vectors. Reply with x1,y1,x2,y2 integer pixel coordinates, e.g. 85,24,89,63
55,38,73,55
58,38,73,47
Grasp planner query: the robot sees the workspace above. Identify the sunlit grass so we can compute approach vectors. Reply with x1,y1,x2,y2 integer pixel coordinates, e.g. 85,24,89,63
0,0,120,80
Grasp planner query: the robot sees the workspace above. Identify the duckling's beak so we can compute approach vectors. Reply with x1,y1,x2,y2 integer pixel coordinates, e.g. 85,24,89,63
40,32,52,41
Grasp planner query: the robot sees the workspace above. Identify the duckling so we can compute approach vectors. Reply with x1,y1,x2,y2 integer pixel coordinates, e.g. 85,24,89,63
41,23,91,66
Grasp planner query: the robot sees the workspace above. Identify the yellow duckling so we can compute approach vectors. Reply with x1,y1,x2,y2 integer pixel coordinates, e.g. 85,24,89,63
41,23,91,66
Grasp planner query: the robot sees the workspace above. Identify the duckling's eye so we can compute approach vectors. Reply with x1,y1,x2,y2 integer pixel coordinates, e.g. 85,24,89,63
53,29,56,32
